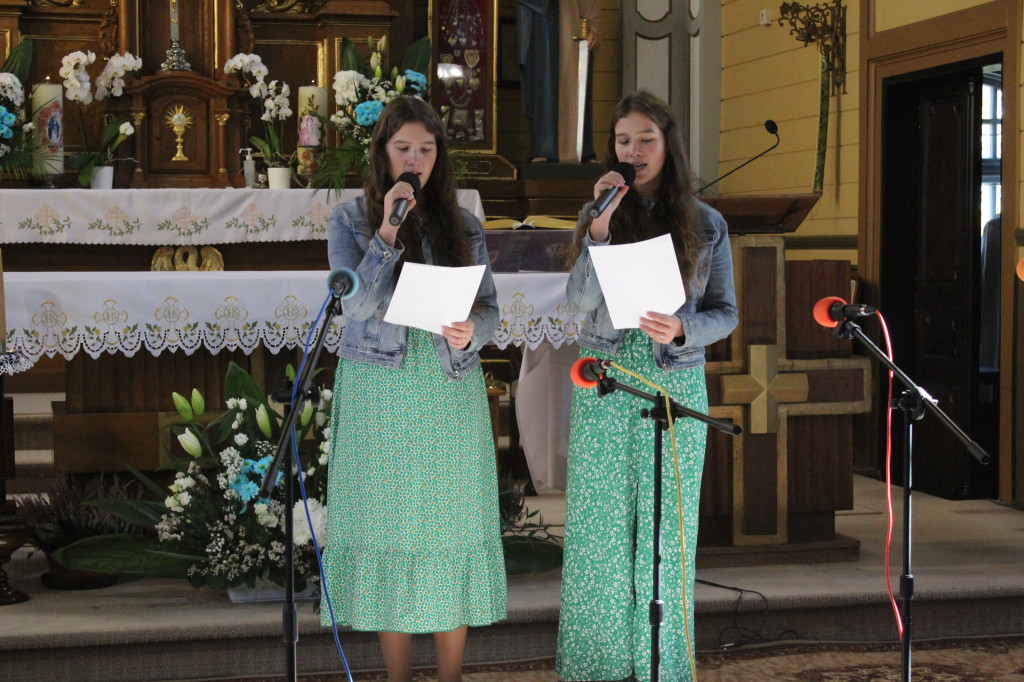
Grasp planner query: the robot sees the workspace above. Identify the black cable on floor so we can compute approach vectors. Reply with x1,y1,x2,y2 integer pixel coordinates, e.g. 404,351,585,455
696,577,799,650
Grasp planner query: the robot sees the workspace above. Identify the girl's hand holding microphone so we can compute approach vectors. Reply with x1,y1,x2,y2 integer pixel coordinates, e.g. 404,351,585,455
587,162,636,242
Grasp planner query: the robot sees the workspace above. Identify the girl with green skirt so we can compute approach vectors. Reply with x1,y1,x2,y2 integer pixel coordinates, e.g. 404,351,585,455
557,91,739,681
322,97,506,682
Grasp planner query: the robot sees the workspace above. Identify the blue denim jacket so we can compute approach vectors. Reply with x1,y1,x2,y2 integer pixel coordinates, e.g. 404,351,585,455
327,196,499,380
566,200,738,370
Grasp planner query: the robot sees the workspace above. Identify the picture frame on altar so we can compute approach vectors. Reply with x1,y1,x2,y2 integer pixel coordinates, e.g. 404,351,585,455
429,0,498,153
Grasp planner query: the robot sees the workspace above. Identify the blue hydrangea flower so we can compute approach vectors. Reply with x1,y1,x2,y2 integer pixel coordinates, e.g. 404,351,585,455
404,70,427,94
229,476,260,504
1,111,13,127
0,124,11,140
355,100,384,127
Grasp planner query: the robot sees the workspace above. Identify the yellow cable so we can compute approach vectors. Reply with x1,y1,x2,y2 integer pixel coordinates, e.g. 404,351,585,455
608,361,699,681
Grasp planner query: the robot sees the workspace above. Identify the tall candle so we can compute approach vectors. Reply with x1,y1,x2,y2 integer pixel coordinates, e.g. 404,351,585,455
297,85,328,147
30,80,63,175
170,0,180,41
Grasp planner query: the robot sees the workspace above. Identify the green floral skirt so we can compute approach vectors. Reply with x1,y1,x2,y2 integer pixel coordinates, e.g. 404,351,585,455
320,329,507,633
557,329,708,682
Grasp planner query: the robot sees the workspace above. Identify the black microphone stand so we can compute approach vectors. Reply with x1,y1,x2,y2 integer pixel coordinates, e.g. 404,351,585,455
591,371,741,682
832,318,989,682
697,128,779,194
258,291,343,682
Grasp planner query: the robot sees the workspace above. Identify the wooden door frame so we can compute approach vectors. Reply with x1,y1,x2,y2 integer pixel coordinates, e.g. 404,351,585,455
859,0,1019,503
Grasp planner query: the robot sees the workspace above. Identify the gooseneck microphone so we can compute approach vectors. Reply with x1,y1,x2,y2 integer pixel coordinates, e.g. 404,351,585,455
697,119,780,194
388,172,421,226
812,296,877,328
588,162,637,219
327,267,359,299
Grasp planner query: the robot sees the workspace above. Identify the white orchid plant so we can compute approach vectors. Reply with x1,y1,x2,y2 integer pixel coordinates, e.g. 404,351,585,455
60,49,141,186
224,52,294,168
50,362,332,591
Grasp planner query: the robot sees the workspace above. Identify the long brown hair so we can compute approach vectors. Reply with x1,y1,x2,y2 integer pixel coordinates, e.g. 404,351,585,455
364,96,470,266
568,90,703,295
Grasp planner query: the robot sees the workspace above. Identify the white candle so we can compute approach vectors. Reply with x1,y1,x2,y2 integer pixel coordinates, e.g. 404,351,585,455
30,80,64,175
297,85,328,147
170,0,180,41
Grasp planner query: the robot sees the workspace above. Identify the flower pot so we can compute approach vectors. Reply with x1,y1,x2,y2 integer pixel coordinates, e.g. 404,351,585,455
268,167,292,189
90,165,114,190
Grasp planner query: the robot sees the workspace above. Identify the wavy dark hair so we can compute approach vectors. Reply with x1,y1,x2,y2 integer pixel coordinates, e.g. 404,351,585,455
364,96,470,267
568,90,704,295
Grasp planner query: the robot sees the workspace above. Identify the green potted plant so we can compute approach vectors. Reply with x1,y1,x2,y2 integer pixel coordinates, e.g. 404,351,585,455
15,473,142,588
499,471,564,574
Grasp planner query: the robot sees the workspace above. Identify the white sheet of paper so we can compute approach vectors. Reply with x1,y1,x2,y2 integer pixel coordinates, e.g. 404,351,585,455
383,262,486,334
587,233,687,329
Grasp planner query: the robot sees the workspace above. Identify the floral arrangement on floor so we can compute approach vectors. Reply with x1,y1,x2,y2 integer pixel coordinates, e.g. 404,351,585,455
51,362,332,591
312,35,431,192
224,53,293,169
0,40,48,179
60,49,141,186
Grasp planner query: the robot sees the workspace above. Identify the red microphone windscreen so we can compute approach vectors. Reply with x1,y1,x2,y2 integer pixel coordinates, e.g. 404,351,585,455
1017,257,1024,282
570,357,600,388
813,296,846,329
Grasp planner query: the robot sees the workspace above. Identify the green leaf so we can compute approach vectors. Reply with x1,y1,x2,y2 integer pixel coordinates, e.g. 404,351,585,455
85,499,165,527
224,361,266,406
401,36,431,77
501,537,563,575
50,534,196,578
249,135,272,163
99,117,128,152
1,39,33,85
338,37,367,75
76,156,98,188
122,462,168,499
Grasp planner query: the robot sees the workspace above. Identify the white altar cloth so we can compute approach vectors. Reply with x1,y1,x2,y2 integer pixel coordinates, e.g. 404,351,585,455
0,188,486,245
3,270,578,360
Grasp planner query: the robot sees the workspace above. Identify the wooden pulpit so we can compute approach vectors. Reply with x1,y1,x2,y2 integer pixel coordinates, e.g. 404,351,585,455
697,194,870,565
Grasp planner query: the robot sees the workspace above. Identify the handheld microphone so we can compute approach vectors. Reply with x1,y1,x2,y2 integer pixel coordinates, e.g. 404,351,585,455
588,162,636,219
813,296,877,328
570,357,609,388
697,120,780,194
388,172,421,226
327,267,359,299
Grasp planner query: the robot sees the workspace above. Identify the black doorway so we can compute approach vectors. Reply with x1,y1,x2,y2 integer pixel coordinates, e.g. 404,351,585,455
878,55,1001,500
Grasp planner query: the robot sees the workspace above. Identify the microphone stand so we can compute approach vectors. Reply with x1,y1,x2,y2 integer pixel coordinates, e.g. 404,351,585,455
697,134,779,194
258,291,343,682
591,371,741,682
832,318,989,682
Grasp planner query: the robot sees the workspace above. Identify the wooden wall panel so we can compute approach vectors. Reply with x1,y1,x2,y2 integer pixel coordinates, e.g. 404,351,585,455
785,259,853,359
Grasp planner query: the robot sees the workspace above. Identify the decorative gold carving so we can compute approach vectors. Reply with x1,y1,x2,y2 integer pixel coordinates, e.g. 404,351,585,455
239,0,328,12
215,113,230,126
151,246,225,271
98,1,120,56
236,9,255,54
28,1,84,7
164,105,193,162
130,111,145,126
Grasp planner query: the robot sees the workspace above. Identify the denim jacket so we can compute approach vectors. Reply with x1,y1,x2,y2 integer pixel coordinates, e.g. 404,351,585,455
327,196,499,380
566,200,738,370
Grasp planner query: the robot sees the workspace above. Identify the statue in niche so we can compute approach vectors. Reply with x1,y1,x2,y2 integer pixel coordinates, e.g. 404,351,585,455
516,0,600,163
437,0,487,143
